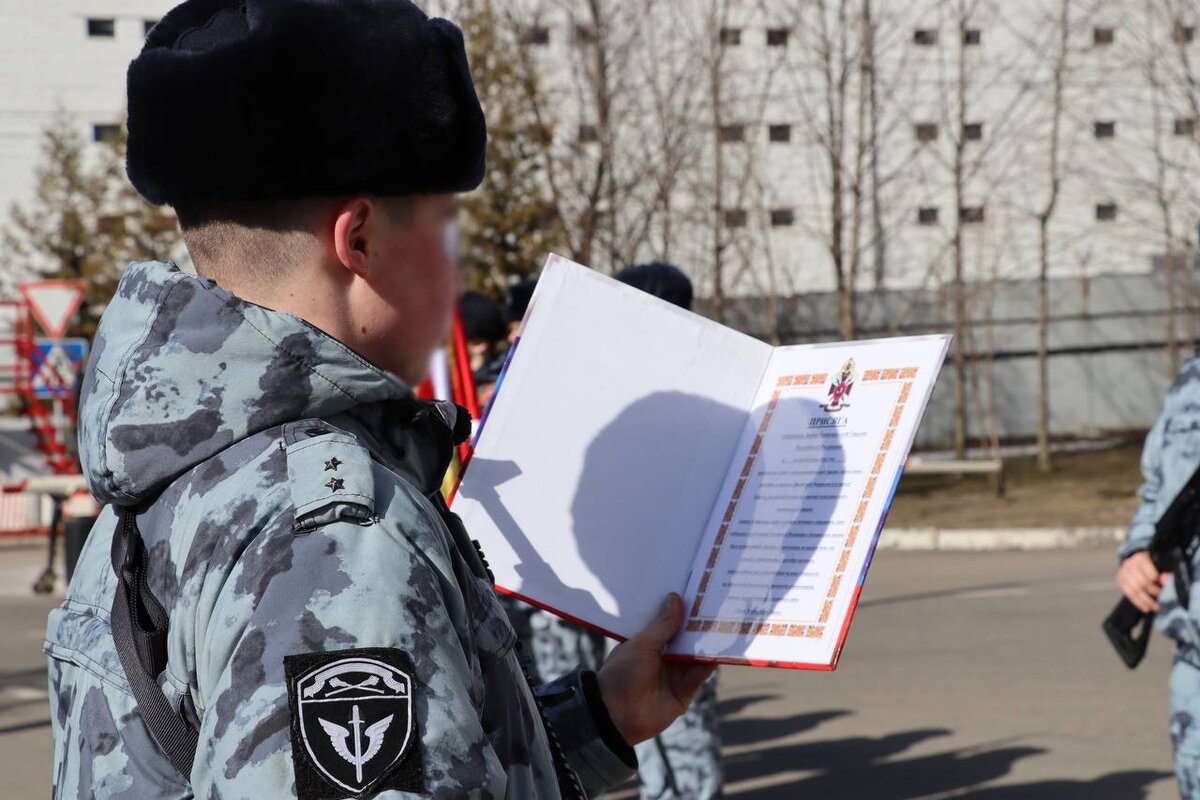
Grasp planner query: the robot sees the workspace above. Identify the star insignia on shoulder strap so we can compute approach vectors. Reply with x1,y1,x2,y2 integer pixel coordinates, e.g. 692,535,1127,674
324,457,342,472
325,477,345,492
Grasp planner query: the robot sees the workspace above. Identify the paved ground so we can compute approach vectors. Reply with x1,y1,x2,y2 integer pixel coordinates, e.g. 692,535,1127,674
694,546,1178,799
0,544,1180,798
0,545,62,798
0,417,49,482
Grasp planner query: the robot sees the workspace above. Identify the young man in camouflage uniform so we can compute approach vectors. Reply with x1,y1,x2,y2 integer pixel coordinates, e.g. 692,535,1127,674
1118,356,1200,798
44,2,713,798
508,263,724,800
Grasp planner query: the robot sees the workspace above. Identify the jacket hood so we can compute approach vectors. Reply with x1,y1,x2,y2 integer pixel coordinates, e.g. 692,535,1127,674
78,261,410,505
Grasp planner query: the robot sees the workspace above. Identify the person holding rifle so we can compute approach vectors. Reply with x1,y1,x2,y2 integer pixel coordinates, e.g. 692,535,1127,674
1117,357,1200,797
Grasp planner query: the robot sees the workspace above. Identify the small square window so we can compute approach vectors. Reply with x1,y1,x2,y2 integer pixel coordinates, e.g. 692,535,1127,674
143,19,158,37
770,209,795,227
1094,120,1116,138
521,26,551,45
914,29,938,46
769,124,792,142
1096,203,1118,221
1176,118,1196,136
1094,26,1114,45
720,28,742,46
724,209,748,228
87,18,115,38
963,29,981,46
964,122,983,141
918,207,939,225
574,24,596,44
767,28,789,47
1176,23,1195,44
92,123,121,143
578,124,599,143
915,123,938,143
718,124,746,143
959,206,985,224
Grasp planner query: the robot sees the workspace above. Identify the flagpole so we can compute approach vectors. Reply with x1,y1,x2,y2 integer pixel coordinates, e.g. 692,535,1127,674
450,306,479,468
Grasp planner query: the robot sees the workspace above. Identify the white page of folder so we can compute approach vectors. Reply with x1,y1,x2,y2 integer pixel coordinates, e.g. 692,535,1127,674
453,256,770,639
670,336,950,666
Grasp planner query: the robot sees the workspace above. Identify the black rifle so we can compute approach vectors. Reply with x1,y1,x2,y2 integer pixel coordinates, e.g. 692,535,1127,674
1104,463,1200,668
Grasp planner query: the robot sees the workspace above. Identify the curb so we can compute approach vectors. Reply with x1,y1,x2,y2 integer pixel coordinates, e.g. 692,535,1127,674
877,526,1126,551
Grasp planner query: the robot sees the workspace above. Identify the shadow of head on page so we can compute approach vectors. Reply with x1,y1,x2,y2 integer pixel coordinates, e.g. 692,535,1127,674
466,391,751,636
569,391,754,635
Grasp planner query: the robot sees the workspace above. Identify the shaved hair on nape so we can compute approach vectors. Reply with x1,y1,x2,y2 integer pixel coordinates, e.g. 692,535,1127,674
174,198,334,284
174,196,417,286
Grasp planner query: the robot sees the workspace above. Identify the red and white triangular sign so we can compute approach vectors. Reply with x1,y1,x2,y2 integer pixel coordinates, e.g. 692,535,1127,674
19,281,85,340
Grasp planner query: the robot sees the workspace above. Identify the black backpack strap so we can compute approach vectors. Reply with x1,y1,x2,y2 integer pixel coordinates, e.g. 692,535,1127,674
110,506,199,778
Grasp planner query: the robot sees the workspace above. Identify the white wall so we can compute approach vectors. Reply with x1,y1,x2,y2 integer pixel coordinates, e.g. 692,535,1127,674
0,1,176,231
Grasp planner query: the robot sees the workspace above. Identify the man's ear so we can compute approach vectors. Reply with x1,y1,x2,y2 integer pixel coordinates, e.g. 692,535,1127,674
333,197,373,277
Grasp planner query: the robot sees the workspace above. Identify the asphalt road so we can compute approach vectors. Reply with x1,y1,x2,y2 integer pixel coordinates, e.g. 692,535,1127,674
0,544,1180,799
695,546,1178,800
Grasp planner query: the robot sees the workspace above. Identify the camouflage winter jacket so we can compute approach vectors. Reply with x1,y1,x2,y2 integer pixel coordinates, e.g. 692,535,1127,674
45,261,635,799
1123,354,1200,651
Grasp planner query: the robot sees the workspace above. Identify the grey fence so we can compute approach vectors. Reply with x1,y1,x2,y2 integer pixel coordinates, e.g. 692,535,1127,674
703,270,1195,448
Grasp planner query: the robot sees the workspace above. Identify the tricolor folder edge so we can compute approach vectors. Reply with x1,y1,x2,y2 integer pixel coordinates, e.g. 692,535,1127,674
453,255,950,670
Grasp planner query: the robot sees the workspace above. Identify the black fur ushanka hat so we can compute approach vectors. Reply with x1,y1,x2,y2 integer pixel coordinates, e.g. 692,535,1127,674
616,262,694,311
127,0,487,207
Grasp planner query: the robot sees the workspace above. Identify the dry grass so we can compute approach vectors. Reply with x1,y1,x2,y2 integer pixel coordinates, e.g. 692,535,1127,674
886,439,1145,529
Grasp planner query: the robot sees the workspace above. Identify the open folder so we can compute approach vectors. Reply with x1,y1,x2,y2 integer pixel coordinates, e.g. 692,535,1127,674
453,255,949,670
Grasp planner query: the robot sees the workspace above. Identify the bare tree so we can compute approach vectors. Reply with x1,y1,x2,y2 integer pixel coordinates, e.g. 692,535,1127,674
705,0,734,321
2,112,180,336
918,0,1045,457
494,0,699,277
770,0,902,339
628,6,707,265
457,0,564,293
1149,0,1200,369
1065,0,1200,383
496,0,614,268
1032,0,1072,472
933,0,986,460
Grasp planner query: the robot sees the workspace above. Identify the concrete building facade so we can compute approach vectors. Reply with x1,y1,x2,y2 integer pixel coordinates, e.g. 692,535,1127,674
0,1,173,224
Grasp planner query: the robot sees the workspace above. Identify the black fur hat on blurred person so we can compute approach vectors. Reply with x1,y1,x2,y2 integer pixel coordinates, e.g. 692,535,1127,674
615,262,694,311
126,0,487,207
504,277,538,325
460,292,506,345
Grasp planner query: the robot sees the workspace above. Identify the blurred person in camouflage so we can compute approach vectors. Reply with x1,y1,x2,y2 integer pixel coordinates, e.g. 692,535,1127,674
506,263,724,800
1118,354,1200,798
43,2,714,798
